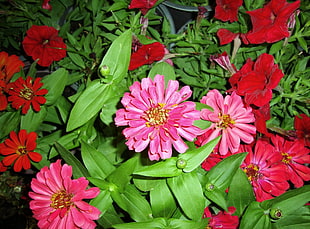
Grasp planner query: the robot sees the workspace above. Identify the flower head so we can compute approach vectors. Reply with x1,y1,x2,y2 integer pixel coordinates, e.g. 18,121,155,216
246,0,301,44
0,51,25,111
42,0,52,10
29,160,100,229
8,76,48,114
294,114,310,147
203,206,239,229
199,89,256,155
22,25,66,67
129,42,165,71
229,53,284,107
0,129,42,172
240,139,289,202
271,134,310,188
209,51,236,75
115,74,201,160
128,0,158,15
214,0,243,23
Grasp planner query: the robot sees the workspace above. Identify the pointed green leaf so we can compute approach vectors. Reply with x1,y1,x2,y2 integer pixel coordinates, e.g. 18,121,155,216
167,218,209,229
99,29,132,83
20,106,47,132
89,190,113,217
167,172,205,220
81,140,115,179
113,218,167,229
67,80,113,131
41,68,68,105
179,136,221,173
150,179,177,218
148,61,176,84
134,157,182,177
0,111,20,139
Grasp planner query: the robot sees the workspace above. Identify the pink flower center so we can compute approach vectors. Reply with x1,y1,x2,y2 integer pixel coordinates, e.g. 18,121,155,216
144,103,169,127
243,164,261,181
16,146,27,155
217,113,235,129
281,152,292,164
50,190,74,210
20,86,34,100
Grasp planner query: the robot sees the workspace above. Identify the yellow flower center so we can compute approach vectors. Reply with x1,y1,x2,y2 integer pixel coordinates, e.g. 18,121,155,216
281,152,292,164
50,190,74,210
243,164,261,182
217,113,235,129
20,85,34,100
16,146,27,155
144,103,169,127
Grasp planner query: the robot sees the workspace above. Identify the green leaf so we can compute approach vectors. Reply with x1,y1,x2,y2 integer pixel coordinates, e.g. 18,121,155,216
80,140,115,179
113,218,167,229
148,61,176,85
0,111,20,139
67,80,113,131
179,136,221,173
167,218,209,229
67,52,85,68
272,206,310,229
120,184,153,222
167,172,205,220
89,190,113,217
53,142,89,178
150,179,177,218
20,106,47,132
134,157,182,177
239,201,271,229
227,168,255,216
41,68,68,105
49,131,80,158
107,154,140,191
98,29,132,83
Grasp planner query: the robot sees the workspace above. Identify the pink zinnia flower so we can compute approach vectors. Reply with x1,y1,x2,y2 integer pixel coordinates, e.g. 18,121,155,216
203,206,239,229
115,74,201,160
198,89,256,155
271,134,310,188
240,139,289,202
29,160,101,229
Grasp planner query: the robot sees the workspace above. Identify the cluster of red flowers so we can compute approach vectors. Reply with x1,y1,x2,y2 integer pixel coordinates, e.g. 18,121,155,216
215,0,300,45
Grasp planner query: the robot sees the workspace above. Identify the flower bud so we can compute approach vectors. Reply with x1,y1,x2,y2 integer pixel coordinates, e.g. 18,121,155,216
269,208,282,220
176,158,187,169
100,65,110,76
205,183,215,192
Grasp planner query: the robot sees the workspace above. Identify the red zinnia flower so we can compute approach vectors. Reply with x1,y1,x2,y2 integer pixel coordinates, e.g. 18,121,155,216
203,206,239,229
0,161,8,172
294,114,310,147
271,134,310,188
0,130,42,172
0,51,25,111
214,0,243,23
22,25,66,67
246,0,300,44
128,0,159,15
128,42,165,71
8,76,48,114
240,139,289,202
229,53,284,107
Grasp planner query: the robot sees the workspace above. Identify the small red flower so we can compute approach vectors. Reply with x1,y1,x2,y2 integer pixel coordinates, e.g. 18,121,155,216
240,139,289,202
271,134,310,188
128,42,165,70
8,76,48,114
229,53,284,107
251,103,271,136
22,25,66,67
42,0,52,10
294,114,310,147
216,28,248,45
0,130,42,172
128,0,159,15
0,51,25,111
203,206,239,229
246,0,300,44
214,0,243,22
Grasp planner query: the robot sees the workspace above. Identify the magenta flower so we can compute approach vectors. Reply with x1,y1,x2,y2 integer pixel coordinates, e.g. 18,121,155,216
29,160,100,229
115,74,201,160
271,134,310,188
240,140,289,202
203,206,239,229
198,89,256,155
